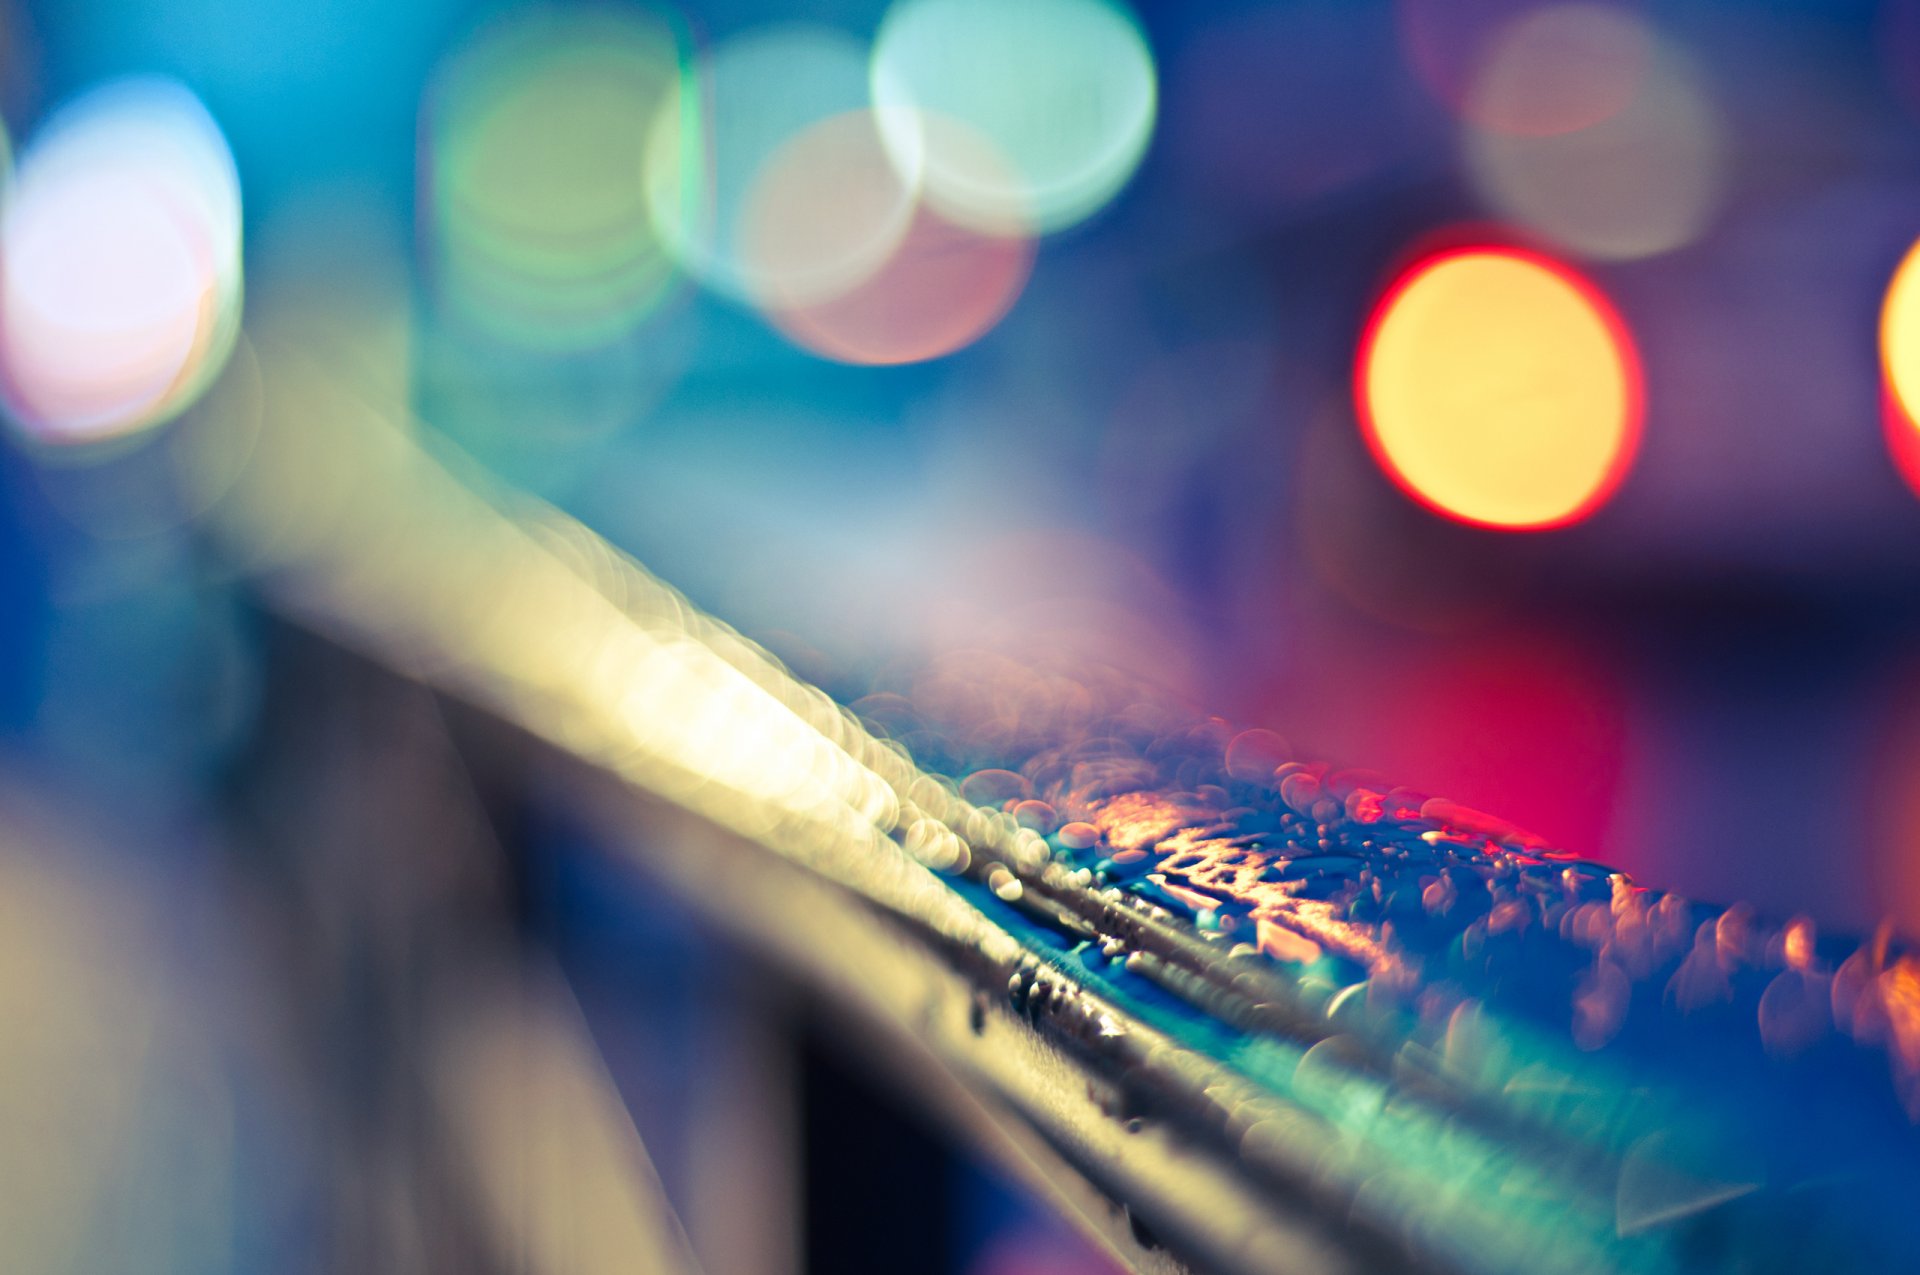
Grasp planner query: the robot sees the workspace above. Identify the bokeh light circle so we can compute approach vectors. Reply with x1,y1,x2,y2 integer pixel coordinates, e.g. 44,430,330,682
746,110,1033,364
0,78,242,447
648,24,898,304
737,110,922,310
761,198,1034,366
871,0,1157,233
1466,3,1651,137
1397,0,1649,131
1464,11,1722,261
1356,246,1641,530
1880,237,1920,490
429,8,688,349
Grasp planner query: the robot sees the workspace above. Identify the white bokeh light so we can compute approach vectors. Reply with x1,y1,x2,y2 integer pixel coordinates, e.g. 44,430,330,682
1,78,243,446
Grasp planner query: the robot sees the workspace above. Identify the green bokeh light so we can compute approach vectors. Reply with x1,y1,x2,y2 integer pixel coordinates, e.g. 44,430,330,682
430,8,689,349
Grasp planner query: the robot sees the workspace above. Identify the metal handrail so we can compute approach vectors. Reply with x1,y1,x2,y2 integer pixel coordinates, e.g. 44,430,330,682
207,332,1920,1275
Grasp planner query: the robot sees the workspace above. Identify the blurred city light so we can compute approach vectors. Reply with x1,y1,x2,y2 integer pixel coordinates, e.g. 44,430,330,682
737,110,922,312
1396,0,1673,147
1457,2,1650,138
426,6,688,349
1357,245,1641,530
648,23,881,305
0,77,241,447
1464,9,1723,260
870,0,1156,234
1881,235,1920,495
755,130,1034,365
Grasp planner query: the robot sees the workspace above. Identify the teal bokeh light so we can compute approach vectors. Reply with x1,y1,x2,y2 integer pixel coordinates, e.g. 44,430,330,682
871,0,1158,234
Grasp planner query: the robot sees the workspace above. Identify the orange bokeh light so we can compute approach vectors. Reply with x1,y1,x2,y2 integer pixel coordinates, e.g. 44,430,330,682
760,201,1032,367
1879,238,1920,497
741,110,1034,366
1355,245,1642,530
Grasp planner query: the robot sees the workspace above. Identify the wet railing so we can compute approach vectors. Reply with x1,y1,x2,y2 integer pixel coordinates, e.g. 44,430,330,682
211,333,1920,1275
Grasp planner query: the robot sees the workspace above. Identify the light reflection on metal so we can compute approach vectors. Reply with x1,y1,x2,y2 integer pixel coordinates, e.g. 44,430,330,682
205,332,1920,1274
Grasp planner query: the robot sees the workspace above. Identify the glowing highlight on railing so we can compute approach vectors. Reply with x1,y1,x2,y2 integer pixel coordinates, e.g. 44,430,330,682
201,311,984,873
1356,246,1641,530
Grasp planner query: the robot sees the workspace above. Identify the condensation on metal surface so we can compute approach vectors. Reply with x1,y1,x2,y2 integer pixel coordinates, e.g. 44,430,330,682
208,333,1920,1275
